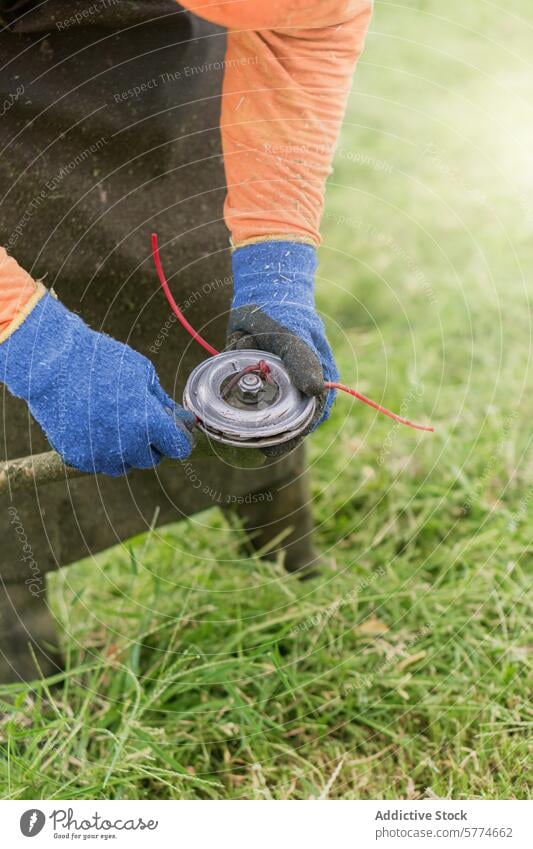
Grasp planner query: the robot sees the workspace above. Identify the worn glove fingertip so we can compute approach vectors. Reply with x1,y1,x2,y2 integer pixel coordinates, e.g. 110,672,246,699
226,331,257,352
180,421,196,452
234,334,258,351
174,407,197,434
166,412,196,458
293,370,325,397
282,346,324,397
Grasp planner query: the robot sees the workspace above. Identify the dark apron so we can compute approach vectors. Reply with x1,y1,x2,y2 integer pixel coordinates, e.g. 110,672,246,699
0,1,307,583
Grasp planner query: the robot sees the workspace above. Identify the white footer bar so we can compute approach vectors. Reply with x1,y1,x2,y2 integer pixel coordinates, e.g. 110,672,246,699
2,799,530,848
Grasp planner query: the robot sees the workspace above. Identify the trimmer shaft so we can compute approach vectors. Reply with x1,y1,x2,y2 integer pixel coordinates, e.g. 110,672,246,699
183,350,316,447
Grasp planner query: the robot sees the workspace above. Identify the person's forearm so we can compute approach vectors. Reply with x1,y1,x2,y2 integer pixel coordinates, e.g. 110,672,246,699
181,0,373,245
222,10,371,245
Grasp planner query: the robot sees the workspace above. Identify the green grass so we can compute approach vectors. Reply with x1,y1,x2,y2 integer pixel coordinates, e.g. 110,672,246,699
1,0,532,799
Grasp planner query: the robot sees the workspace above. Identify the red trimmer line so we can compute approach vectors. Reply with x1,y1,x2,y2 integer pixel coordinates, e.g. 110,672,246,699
151,233,434,433
151,233,218,357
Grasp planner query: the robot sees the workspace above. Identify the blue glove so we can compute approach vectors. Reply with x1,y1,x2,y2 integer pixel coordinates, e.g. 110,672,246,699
228,241,338,429
0,291,195,476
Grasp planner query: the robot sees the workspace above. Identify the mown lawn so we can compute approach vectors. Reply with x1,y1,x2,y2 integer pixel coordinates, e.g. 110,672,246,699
1,0,531,799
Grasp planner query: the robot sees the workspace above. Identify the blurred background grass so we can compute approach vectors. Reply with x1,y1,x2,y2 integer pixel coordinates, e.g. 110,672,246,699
1,0,531,799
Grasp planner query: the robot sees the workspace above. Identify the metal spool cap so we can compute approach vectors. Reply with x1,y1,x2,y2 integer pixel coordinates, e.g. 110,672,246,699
183,350,316,448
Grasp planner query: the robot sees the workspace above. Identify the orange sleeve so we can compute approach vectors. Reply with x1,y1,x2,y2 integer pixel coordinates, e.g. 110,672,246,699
0,248,41,339
181,1,373,245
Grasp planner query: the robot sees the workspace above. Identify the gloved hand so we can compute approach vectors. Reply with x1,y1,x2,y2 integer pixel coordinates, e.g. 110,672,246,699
227,241,338,448
0,289,195,475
